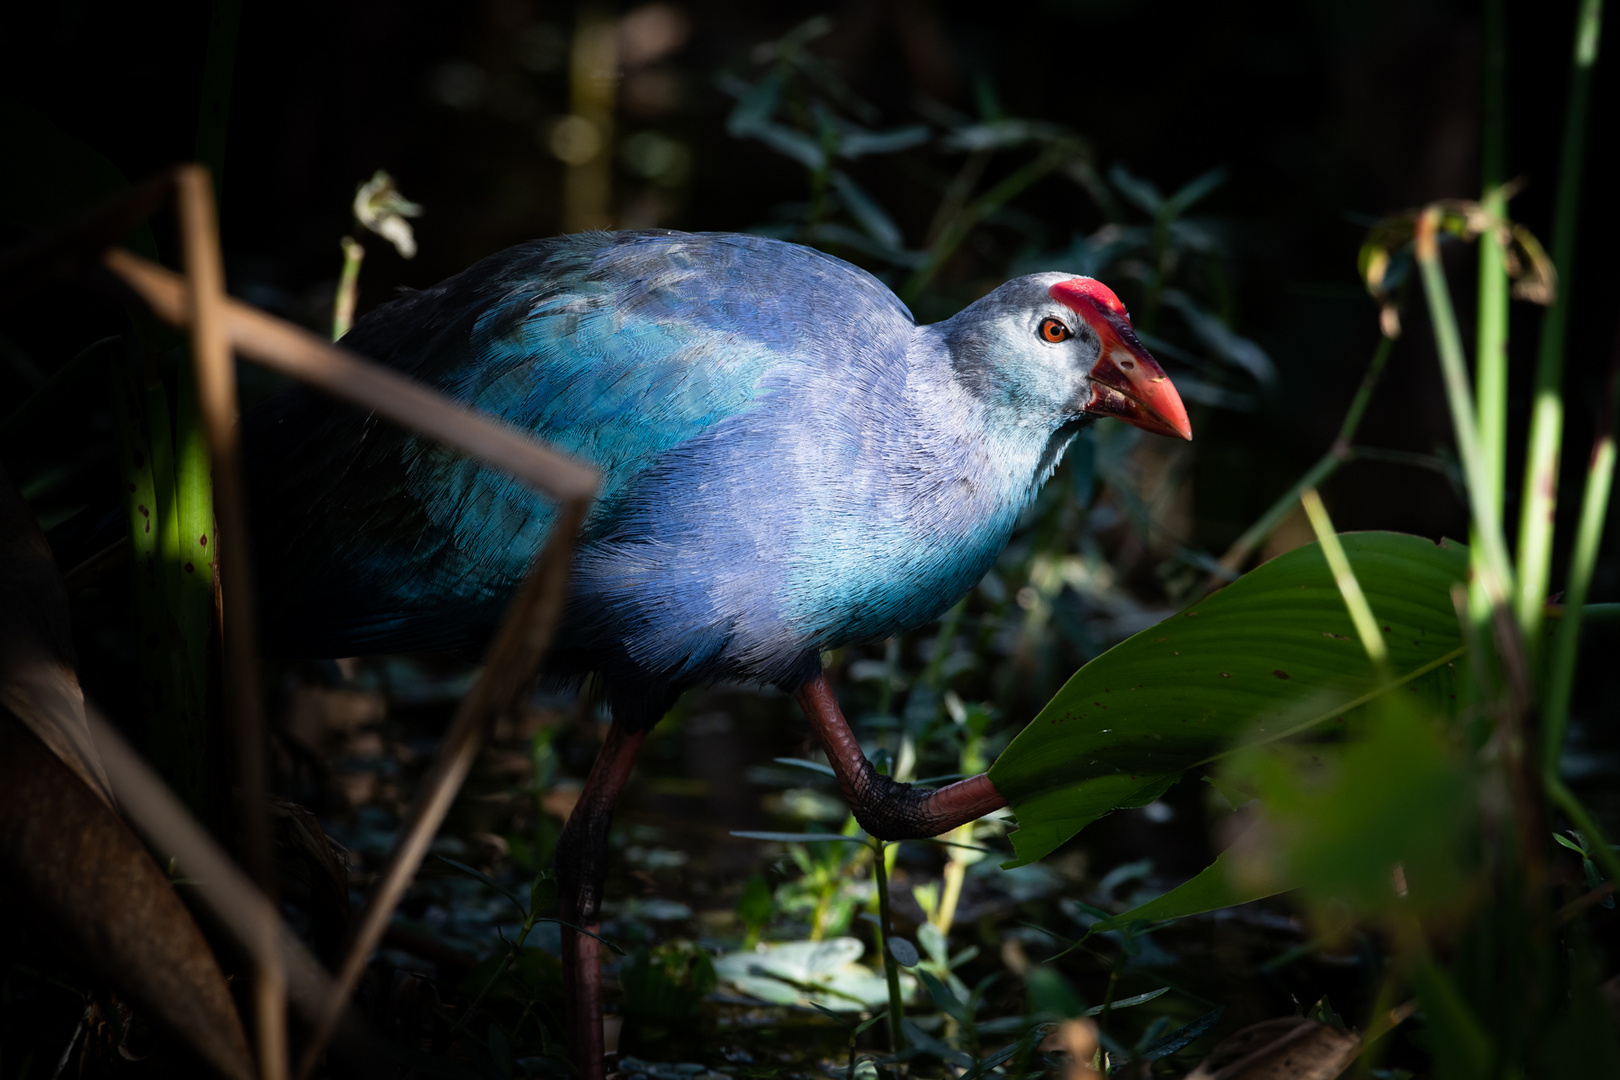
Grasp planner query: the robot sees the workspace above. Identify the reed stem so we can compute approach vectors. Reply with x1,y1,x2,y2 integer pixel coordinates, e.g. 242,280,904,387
1515,0,1606,648
1476,0,1508,510
332,236,364,342
871,837,907,1054
1541,347,1617,766
1208,333,1395,589
1415,208,1514,605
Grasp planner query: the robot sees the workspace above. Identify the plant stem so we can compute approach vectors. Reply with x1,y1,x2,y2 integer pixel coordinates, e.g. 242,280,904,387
194,0,242,202
1473,0,1510,638
1546,775,1620,893
1300,489,1389,668
1415,208,1514,605
1515,0,1606,647
1207,333,1394,588
173,366,220,820
463,910,540,1029
870,837,906,1054
1541,343,1618,766
1476,0,1508,511
332,237,365,342
901,145,1069,303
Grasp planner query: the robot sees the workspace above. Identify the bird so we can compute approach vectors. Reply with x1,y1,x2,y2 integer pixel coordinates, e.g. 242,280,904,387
244,229,1190,1078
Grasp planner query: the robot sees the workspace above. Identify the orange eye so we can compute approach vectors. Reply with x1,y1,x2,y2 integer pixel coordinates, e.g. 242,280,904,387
1039,317,1071,343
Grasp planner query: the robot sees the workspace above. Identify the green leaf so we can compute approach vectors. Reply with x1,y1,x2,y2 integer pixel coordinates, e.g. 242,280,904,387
1135,1006,1225,1062
831,171,904,251
1411,960,1493,1080
1108,164,1165,216
1080,987,1168,1016
1163,166,1228,217
437,855,528,915
837,124,930,159
853,1008,890,1036
730,831,869,844
989,533,1468,867
1087,845,1290,932
772,757,837,778
915,969,972,1027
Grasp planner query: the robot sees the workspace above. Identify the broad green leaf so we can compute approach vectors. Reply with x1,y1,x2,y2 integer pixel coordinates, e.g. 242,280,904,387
989,533,1467,867
730,831,869,844
714,937,905,1011
1225,689,1475,919
1092,844,1291,930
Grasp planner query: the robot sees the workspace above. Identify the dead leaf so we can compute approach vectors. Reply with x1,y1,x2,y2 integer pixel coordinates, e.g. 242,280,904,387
0,465,112,803
272,797,353,964
0,465,253,1080
0,711,255,1080
1183,1016,1360,1080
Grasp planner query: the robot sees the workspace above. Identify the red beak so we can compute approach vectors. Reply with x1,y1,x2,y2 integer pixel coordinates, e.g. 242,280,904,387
1048,279,1193,441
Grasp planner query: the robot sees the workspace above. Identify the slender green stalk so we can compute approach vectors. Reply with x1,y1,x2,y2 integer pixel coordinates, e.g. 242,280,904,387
1472,0,1510,636
134,351,214,820
1476,0,1509,509
870,837,906,1053
1208,334,1395,586
1541,359,1617,765
173,370,218,815
901,146,1070,302
1334,333,1398,450
143,363,181,600
1546,775,1620,894
106,352,161,642
1515,0,1606,645
194,0,243,200
1415,209,1515,605
332,236,365,341
1300,488,1388,667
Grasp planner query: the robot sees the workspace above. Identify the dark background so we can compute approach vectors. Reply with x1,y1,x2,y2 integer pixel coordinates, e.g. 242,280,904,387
3,2,1619,1071
3,0,1616,561
5,0,1618,788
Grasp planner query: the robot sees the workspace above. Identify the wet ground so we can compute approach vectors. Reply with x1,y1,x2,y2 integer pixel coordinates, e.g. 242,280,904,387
262,650,1371,1080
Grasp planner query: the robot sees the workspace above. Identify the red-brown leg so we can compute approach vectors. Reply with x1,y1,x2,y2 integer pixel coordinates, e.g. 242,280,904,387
557,721,646,1080
794,672,1006,840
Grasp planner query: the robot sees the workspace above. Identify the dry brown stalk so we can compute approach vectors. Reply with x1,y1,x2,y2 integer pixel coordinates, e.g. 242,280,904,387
4,167,599,1078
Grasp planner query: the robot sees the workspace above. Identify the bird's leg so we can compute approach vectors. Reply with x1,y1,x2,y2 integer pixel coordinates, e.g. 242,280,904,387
557,721,646,1080
795,672,1006,840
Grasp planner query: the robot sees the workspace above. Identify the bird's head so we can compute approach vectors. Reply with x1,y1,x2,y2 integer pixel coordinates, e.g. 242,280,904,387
939,273,1192,441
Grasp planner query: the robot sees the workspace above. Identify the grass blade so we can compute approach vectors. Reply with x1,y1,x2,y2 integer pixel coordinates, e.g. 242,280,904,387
1300,489,1388,667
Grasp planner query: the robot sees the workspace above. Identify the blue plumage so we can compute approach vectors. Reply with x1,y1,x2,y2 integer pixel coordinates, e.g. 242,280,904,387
248,230,1178,727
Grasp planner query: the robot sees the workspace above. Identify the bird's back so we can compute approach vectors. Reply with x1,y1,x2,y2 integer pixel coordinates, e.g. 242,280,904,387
250,230,955,713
